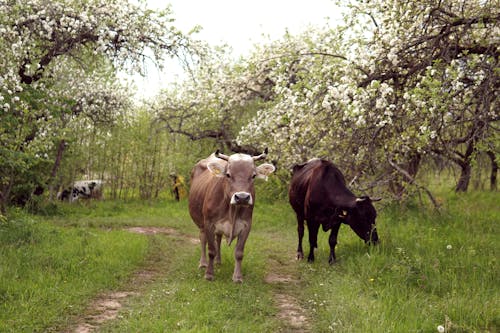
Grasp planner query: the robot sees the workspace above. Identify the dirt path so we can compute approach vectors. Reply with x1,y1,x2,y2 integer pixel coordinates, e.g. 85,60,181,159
68,227,198,333
265,259,311,332
67,227,310,332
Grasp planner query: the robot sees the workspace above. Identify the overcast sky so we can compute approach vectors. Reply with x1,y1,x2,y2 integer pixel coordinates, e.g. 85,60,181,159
128,0,340,98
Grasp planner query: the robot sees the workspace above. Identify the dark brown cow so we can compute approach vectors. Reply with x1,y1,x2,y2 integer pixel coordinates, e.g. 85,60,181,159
189,149,275,282
289,158,380,264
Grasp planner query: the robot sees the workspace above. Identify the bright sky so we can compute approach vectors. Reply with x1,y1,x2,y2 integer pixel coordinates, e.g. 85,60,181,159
128,0,340,99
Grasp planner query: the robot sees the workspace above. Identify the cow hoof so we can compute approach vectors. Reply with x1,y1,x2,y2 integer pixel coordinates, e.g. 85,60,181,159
205,273,214,281
232,276,243,283
199,262,208,269
296,252,304,260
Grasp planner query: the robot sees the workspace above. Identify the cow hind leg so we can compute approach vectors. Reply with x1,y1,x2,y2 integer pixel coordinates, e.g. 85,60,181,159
198,230,208,268
215,233,222,265
296,214,305,260
328,223,341,264
307,222,319,262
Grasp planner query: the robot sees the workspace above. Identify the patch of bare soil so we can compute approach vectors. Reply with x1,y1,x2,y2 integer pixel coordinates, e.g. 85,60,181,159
127,226,199,244
66,226,197,333
73,291,138,333
274,294,310,332
265,261,310,332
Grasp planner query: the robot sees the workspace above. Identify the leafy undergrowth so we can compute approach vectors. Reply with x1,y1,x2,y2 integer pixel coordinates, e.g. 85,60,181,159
0,191,498,332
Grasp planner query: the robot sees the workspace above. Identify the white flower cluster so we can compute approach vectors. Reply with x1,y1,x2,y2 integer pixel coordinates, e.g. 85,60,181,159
0,0,195,190
234,0,497,174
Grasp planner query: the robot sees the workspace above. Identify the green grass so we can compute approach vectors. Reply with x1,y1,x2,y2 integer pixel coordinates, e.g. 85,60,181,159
296,192,499,332
0,192,498,332
0,212,149,332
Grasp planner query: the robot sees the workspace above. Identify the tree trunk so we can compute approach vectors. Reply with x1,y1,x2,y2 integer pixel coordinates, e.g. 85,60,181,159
455,162,471,192
454,140,475,192
0,192,7,215
0,174,14,215
487,151,498,191
48,139,67,200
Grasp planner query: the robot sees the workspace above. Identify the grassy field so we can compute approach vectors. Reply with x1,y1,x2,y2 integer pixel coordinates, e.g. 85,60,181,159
0,191,498,332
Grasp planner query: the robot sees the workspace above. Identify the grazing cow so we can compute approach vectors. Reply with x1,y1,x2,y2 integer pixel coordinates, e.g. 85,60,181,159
189,149,275,282
289,158,380,264
57,180,103,202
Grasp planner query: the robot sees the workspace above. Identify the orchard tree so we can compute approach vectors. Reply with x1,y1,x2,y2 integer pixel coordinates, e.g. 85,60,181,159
154,43,273,156
238,0,498,200
0,0,195,213
345,0,499,193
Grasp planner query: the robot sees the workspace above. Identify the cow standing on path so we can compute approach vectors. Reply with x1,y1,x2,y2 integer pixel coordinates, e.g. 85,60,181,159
289,158,380,264
189,149,275,282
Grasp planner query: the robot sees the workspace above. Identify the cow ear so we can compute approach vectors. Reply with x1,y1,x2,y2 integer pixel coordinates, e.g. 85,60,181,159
256,163,275,181
207,161,226,178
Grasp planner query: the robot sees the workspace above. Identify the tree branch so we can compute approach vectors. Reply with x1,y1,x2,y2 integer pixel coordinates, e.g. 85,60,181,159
387,158,440,210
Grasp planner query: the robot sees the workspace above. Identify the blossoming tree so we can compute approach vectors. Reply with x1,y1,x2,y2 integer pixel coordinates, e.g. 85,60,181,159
236,0,498,199
0,0,193,212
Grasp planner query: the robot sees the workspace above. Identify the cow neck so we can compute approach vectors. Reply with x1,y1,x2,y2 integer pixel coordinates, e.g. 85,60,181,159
227,204,250,245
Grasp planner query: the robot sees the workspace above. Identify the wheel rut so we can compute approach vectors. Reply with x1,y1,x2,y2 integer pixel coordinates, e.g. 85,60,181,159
66,227,196,333
265,258,311,332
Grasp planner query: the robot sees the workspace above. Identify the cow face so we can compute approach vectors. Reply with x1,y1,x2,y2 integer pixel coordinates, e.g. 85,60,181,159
208,153,275,206
346,197,379,244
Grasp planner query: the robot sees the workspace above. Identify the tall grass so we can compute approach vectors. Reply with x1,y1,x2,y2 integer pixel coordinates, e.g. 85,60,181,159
0,211,149,332
296,191,499,332
0,191,498,332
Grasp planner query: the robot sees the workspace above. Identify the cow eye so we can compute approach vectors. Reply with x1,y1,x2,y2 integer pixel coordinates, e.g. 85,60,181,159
252,174,256,179
226,173,231,178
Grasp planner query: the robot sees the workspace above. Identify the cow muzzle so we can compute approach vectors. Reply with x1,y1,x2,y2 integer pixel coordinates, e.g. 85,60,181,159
230,191,253,205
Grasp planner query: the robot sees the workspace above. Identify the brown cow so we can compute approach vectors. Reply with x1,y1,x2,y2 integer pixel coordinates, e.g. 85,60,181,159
189,149,275,282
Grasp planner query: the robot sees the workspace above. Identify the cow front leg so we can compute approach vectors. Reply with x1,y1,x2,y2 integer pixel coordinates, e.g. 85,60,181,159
328,223,341,264
198,230,208,268
215,233,222,265
296,214,305,260
232,234,248,283
307,222,319,262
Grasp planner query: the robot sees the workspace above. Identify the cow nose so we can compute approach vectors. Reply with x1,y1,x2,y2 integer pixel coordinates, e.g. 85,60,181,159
231,192,252,205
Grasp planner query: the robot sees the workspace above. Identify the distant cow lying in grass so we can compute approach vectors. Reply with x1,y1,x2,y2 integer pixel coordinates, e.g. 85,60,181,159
189,149,275,282
57,180,104,202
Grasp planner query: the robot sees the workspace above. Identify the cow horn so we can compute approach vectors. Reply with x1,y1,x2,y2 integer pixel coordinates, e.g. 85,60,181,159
356,196,382,202
253,147,268,161
215,149,229,161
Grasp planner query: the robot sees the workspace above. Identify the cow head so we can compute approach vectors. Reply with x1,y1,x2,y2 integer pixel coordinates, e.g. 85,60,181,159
207,149,275,206
344,196,380,244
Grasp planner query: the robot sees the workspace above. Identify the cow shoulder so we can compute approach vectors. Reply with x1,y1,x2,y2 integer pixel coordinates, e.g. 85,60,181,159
307,160,356,208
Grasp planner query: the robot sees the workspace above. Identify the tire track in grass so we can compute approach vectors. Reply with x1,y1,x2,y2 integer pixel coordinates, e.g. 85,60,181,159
265,258,311,333
69,227,198,333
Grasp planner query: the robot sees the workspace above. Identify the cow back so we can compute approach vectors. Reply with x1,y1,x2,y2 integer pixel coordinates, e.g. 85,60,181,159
290,159,357,219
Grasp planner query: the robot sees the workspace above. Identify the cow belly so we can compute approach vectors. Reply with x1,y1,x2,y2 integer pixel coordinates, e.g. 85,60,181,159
214,219,248,243
215,220,232,237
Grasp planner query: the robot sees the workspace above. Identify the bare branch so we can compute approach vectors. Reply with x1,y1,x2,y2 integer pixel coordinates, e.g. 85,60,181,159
387,158,440,210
